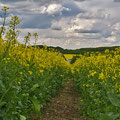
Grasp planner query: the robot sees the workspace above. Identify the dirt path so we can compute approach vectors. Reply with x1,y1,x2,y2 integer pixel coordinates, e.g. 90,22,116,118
40,81,90,120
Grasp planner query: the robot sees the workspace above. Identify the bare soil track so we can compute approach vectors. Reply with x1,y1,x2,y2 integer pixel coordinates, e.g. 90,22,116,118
39,80,90,120
30,80,91,120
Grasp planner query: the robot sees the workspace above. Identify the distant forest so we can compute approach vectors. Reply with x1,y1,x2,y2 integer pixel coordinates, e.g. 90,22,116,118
36,45,120,54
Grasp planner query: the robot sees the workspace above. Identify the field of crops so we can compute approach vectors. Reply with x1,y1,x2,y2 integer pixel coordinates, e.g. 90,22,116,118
2,40,120,120
73,49,120,120
64,54,76,60
1,6,120,120
0,37,71,119
0,7,71,119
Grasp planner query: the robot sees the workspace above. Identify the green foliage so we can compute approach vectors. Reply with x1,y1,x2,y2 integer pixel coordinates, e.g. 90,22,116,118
24,32,31,47
70,55,80,64
20,115,26,120
33,32,38,46
107,91,120,107
99,113,119,120
0,55,70,120
73,49,120,120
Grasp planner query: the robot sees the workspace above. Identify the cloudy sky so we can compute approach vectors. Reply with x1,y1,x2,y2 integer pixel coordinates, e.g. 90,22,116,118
0,0,120,49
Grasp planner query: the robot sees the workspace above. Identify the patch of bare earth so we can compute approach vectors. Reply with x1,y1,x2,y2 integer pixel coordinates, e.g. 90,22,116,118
39,81,91,120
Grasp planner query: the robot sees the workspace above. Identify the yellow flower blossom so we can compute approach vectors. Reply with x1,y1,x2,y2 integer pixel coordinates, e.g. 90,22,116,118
20,72,23,75
40,70,44,73
98,72,105,79
28,71,32,75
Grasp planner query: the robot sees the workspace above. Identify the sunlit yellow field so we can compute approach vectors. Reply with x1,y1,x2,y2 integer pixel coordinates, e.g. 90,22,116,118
73,48,120,119
64,54,76,59
0,36,71,119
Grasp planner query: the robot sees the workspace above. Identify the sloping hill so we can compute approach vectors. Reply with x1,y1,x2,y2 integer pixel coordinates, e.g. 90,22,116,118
35,45,120,54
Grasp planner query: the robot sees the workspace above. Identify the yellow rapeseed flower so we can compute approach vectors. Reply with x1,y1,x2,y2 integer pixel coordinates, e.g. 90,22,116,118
98,72,105,79
20,72,23,75
28,71,32,75
40,70,44,73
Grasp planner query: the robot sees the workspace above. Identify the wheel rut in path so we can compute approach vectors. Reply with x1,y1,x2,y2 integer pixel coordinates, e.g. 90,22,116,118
40,80,90,120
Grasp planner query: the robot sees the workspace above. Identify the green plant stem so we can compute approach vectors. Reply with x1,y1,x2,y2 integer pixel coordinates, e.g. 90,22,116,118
0,82,12,104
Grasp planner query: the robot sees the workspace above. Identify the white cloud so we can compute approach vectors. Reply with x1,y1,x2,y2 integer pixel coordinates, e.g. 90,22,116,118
42,4,70,15
46,4,63,15
66,18,96,33
1,0,120,48
76,41,81,46
106,36,117,42
112,23,120,35
63,39,71,46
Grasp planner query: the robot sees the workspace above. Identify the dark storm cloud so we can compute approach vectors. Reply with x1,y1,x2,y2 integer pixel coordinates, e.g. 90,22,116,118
1,0,88,3
114,0,120,2
74,0,88,1
51,27,62,30
1,0,24,2
74,29,100,33
1,0,61,5
63,1,85,16
0,0,85,29
20,14,53,29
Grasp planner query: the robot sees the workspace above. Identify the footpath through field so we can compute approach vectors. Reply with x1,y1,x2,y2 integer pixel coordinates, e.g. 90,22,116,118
39,80,90,120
